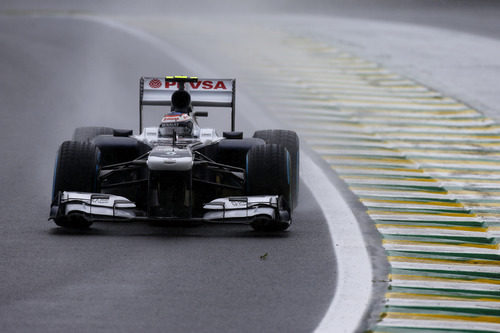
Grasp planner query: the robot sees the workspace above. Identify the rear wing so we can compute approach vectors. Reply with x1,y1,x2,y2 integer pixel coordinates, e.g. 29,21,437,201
139,77,236,131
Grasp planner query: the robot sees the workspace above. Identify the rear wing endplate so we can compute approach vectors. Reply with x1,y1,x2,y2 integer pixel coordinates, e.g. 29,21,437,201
139,77,236,131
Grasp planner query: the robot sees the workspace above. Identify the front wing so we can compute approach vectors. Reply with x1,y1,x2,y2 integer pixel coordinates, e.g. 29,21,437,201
50,192,291,227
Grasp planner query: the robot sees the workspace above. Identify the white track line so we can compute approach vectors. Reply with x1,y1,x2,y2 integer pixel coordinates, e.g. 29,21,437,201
302,155,373,333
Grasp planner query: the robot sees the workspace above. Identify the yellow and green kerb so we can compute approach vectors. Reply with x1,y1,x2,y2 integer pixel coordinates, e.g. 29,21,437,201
242,36,500,332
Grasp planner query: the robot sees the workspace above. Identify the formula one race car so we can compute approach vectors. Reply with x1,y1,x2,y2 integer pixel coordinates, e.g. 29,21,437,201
50,76,299,231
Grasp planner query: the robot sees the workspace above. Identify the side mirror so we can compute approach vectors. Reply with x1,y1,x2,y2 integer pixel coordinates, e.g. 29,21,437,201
223,131,243,139
193,111,208,118
113,129,133,137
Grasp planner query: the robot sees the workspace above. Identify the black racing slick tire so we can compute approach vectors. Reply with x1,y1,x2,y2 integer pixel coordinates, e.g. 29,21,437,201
246,144,291,231
253,130,299,208
52,141,100,229
72,126,113,142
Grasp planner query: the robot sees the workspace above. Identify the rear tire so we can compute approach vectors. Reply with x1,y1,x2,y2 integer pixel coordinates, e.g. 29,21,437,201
246,144,291,231
73,126,113,142
52,141,100,229
253,130,299,208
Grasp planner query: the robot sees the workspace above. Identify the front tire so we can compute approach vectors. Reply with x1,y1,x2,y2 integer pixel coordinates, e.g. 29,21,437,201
253,130,299,208
246,144,291,231
52,141,100,229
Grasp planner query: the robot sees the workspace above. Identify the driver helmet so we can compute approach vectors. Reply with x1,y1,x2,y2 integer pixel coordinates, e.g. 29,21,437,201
158,113,195,138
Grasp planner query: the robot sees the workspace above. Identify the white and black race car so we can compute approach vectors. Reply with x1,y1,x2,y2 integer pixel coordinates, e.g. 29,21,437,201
50,76,299,231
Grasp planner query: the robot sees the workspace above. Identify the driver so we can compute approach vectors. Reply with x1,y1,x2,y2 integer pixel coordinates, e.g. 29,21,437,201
158,113,195,138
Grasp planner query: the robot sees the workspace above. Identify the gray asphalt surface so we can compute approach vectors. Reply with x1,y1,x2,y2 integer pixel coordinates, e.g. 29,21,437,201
292,0,500,40
2,0,499,39
0,15,335,332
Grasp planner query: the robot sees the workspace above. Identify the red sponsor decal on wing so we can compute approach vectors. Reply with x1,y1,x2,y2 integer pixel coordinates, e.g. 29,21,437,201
164,80,228,90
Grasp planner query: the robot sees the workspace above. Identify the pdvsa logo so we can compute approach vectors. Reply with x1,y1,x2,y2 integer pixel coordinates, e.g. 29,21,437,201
148,79,228,90
166,80,228,90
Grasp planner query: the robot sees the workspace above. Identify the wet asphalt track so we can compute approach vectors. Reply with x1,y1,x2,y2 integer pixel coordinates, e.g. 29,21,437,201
2,1,498,332
0,16,336,332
